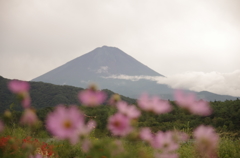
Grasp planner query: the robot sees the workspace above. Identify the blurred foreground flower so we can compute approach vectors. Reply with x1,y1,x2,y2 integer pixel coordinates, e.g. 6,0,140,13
152,131,179,152
108,113,132,136
174,90,212,116
78,84,106,107
21,95,31,108
151,131,181,158
20,109,39,126
138,93,172,114
139,127,153,143
8,80,29,93
117,101,141,119
46,105,85,144
108,94,121,105
193,125,219,158
8,80,31,108
79,120,96,136
29,154,44,158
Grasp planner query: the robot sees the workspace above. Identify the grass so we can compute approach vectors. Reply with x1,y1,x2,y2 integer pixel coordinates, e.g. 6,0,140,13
1,126,240,158
218,137,240,158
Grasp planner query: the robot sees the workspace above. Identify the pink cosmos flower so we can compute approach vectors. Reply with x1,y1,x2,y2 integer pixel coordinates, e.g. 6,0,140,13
79,120,96,136
108,94,121,106
20,109,39,126
8,80,29,93
108,113,132,136
117,101,141,119
137,93,172,114
8,80,31,108
29,154,44,158
46,105,85,144
192,100,212,116
21,93,31,108
151,131,179,152
139,127,153,143
87,120,96,130
174,90,212,116
78,89,106,107
193,125,219,158
0,120,4,132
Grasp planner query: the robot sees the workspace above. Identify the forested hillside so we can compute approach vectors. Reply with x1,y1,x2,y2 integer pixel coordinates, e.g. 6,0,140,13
0,76,135,112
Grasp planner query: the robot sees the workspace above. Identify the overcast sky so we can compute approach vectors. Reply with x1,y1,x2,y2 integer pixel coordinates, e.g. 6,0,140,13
0,0,240,96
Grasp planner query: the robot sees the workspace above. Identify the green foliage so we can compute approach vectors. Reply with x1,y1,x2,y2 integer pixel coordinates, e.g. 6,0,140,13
2,99,240,135
218,138,240,158
137,100,240,133
178,142,196,158
0,76,136,113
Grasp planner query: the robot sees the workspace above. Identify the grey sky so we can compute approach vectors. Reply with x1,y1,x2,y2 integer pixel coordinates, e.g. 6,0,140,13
0,0,240,96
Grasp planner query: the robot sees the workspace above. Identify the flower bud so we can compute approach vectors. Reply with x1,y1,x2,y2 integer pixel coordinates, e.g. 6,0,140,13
4,110,12,118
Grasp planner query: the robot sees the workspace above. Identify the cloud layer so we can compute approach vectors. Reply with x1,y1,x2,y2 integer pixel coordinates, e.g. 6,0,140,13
104,70,240,97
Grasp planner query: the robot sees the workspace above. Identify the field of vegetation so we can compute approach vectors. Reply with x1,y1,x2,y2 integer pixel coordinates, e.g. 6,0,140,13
0,79,240,158
1,122,240,158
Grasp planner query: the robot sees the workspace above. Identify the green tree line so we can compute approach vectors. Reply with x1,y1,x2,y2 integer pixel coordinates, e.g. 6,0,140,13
0,76,135,112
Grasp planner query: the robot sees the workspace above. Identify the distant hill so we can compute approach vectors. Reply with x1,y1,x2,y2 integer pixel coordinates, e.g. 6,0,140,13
31,46,238,101
0,76,136,113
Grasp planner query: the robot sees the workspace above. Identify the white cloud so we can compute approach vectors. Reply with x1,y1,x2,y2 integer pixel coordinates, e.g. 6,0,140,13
156,70,240,97
104,70,240,97
103,75,158,81
96,66,109,74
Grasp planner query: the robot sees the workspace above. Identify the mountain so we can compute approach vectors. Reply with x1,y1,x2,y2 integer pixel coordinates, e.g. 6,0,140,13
32,46,238,101
32,46,163,86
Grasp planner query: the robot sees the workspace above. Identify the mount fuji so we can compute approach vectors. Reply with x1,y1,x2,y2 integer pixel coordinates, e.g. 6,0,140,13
32,46,237,101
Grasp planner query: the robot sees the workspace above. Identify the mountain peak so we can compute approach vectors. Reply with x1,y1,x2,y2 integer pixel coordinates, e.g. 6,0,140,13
101,45,114,48
89,45,127,56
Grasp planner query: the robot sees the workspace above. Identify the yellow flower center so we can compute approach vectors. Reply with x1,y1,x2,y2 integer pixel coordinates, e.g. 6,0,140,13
113,121,120,127
63,120,72,129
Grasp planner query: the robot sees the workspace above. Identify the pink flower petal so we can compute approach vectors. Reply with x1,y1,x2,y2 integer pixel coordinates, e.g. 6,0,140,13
107,113,132,136
174,90,212,116
20,109,39,126
8,80,29,93
46,105,85,144
78,90,106,107
151,131,179,151
117,101,141,119
138,93,172,114
139,127,153,143
193,125,219,157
